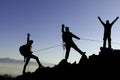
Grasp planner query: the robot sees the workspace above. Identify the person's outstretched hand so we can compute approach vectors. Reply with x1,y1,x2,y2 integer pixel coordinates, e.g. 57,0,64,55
116,16,119,19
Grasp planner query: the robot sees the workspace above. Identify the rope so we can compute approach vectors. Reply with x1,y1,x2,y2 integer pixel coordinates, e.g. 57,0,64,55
33,38,120,53
80,38,120,44
33,44,61,52
80,38,102,43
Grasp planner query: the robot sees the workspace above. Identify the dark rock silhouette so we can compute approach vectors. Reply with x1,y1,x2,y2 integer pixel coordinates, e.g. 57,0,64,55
15,47,120,80
0,75,15,80
79,53,88,64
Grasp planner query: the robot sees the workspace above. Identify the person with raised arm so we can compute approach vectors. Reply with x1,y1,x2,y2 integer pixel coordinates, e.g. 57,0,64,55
98,16,119,49
19,33,44,74
61,24,86,62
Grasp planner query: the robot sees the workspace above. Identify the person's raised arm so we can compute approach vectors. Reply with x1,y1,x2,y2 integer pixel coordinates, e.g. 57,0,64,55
111,16,119,25
27,33,30,44
98,16,105,26
61,24,65,33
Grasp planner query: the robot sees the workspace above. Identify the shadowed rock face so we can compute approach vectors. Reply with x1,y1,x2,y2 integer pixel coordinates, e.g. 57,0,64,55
15,47,120,80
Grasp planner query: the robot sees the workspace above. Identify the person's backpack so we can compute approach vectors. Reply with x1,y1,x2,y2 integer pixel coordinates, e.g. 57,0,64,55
19,45,28,62
19,45,28,56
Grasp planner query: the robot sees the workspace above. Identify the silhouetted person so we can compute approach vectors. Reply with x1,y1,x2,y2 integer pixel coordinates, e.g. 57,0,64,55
61,24,86,61
19,33,43,74
98,16,119,48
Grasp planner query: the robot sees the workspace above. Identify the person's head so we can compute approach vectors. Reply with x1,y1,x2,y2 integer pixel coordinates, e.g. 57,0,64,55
106,20,110,24
65,27,69,32
62,24,65,27
28,40,33,45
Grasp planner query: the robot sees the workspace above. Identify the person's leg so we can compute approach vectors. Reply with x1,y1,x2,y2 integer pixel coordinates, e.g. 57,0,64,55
30,54,43,68
72,43,85,55
23,57,30,74
103,37,106,48
65,44,71,61
108,37,111,49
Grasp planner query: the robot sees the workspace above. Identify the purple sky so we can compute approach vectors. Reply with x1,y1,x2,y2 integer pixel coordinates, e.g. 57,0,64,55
0,0,120,65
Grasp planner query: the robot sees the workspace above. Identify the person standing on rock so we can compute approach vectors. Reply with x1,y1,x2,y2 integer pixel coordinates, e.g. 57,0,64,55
98,16,119,49
61,24,86,62
19,33,44,74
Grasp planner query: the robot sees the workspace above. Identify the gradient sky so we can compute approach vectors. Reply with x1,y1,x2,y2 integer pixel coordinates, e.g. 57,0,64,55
0,0,120,65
